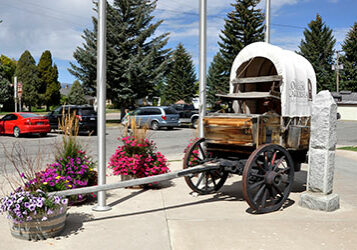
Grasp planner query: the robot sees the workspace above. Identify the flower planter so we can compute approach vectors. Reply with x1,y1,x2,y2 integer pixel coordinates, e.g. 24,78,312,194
9,205,67,241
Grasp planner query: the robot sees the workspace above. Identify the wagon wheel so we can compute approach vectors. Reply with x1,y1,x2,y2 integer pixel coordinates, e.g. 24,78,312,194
242,144,294,213
183,138,228,194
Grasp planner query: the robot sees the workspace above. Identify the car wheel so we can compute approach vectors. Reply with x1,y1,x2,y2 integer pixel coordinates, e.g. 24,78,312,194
151,121,159,130
192,118,198,129
13,127,21,138
167,127,174,130
40,133,47,137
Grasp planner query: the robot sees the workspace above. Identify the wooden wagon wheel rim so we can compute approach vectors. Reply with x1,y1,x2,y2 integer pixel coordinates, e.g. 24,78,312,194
242,144,294,213
183,138,228,195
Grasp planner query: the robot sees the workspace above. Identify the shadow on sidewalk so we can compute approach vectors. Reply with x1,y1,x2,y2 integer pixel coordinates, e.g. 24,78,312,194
64,170,309,228
56,212,95,239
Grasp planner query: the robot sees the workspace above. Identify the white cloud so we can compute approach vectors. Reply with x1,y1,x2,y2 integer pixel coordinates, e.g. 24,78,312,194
0,0,94,60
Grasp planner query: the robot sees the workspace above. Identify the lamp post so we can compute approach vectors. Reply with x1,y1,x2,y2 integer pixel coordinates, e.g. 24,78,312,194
332,51,343,93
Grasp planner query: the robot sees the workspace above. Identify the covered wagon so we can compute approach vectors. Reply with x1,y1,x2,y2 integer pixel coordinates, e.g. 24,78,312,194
183,42,317,213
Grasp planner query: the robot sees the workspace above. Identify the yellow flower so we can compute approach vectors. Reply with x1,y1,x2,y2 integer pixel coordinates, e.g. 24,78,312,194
55,176,61,179
43,182,48,185
65,180,69,183
68,185,72,188
89,168,93,171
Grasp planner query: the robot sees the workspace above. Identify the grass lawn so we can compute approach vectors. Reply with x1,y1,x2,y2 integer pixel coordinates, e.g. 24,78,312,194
338,146,357,152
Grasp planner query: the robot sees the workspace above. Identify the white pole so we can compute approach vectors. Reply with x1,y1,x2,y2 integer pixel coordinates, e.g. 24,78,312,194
93,0,111,212
198,0,207,138
14,77,17,112
265,0,271,43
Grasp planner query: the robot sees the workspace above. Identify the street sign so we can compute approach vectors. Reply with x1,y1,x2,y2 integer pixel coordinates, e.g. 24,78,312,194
18,82,22,99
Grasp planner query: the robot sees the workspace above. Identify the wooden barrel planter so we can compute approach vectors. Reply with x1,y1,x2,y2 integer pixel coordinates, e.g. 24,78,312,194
9,205,67,240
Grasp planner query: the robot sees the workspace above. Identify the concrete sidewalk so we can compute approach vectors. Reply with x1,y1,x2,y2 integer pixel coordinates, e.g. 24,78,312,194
1,153,357,250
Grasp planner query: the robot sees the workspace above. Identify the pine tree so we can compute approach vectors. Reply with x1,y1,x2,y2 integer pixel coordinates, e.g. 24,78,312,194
298,14,336,92
14,50,40,111
69,0,170,110
68,80,87,105
207,52,228,109
164,43,197,103
207,0,264,107
340,22,357,91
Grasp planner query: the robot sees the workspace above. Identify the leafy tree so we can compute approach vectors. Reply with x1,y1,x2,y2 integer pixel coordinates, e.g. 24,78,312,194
0,55,16,111
37,51,61,110
0,64,13,111
14,50,40,111
207,0,264,107
0,55,17,80
298,14,336,92
69,0,170,111
67,80,87,105
164,43,197,103
340,22,357,91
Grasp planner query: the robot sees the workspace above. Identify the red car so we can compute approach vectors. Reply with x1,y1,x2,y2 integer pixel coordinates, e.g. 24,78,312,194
0,113,50,137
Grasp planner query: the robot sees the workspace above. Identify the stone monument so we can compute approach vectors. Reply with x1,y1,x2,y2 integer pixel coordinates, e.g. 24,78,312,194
299,90,340,211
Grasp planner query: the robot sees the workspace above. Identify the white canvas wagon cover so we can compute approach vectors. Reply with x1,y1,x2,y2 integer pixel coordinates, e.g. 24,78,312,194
229,42,317,117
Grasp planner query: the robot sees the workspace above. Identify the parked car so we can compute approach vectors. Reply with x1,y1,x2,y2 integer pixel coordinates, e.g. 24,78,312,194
0,113,50,137
170,103,199,128
47,105,97,134
130,106,180,130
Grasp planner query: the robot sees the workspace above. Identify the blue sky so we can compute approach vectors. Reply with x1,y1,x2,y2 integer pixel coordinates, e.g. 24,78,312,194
0,0,356,85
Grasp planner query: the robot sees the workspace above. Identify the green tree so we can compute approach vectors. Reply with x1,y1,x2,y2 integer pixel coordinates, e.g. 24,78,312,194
298,14,336,92
0,55,17,80
14,50,40,111
340,22,357,91
0,55,16,111
37,51,61,110
207,52,227,109
69,0,170,111
207,0,264,107
67,80,87,105
0,64,13,111
44,64,61,110
164,43,197,103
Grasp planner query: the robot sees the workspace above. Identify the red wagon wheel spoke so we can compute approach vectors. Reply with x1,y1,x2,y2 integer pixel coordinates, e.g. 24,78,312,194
243,144,294,213
183,138,228,195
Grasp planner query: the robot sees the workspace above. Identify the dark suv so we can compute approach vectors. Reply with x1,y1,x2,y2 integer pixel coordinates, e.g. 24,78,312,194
170,104,199,128
47,105,97,134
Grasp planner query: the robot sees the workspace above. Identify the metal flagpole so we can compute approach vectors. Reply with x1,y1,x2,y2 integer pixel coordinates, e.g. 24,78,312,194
198,0,207,138
93,0,111,211
265,0,271,43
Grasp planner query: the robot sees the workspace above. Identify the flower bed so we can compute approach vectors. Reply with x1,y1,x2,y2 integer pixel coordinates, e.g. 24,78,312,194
24,150,97,202
108,136,170,180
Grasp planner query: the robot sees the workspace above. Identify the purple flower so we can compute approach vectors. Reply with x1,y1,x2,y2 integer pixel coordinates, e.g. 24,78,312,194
20,173,25,178
28,204,36,212
26,216,32,221
61,199,68,205
36,200,43,207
